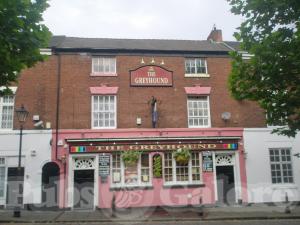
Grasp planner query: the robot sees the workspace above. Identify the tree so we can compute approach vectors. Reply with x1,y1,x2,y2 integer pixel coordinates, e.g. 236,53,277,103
227,0,300,137
0,0,51,95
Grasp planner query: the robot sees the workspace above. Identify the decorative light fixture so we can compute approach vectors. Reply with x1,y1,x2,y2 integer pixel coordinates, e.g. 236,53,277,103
140,58,145,64
151,57,155,64
14,104,29,218
160,60,165,65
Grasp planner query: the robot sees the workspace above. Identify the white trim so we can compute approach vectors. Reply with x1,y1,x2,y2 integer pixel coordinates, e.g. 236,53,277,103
0,94,15,130
185,73,210,78
69,154,98,210
214,152,239,203
91,95,117,129
187,96,211,128
91,57,117,75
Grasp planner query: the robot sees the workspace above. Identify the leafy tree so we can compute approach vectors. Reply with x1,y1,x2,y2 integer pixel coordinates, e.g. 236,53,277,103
0,0,51,95
227,0,300,137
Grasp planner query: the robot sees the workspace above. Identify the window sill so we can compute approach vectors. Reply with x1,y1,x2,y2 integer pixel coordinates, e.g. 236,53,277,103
90,72,118,77
185,73,210,78
188,126,211,128
163,183,205,189
271,184,298,190
110,185,153,191
92,127,117,129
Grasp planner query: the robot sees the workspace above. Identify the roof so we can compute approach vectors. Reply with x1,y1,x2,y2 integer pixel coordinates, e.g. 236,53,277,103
49,36,239,53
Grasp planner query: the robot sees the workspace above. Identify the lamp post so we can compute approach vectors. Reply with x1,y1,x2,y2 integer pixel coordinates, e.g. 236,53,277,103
13,105,29,218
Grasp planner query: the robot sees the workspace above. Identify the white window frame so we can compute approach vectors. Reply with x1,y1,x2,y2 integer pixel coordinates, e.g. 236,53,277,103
185,58,209,77
91,95,117,129
187,96,211,128
269,148,294,184
163,152,203,185
110,153,152,187
91,57,117,76
0,95,15,130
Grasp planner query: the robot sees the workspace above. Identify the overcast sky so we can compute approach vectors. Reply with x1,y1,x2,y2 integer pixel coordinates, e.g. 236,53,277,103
43,0,243,41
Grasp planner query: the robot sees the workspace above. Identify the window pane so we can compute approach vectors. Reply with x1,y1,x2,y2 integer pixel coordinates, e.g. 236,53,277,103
187,97,210,127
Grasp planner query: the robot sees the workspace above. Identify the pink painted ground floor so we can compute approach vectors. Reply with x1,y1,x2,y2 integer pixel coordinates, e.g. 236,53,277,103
51,128,247,210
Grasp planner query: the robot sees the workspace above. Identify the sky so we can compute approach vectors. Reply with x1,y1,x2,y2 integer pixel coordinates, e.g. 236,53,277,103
43,0,244,41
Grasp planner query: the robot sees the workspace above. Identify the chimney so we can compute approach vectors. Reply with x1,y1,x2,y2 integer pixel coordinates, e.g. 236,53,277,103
207,25,223,42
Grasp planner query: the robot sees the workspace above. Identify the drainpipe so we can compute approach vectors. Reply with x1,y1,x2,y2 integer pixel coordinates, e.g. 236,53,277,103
55,53,61,160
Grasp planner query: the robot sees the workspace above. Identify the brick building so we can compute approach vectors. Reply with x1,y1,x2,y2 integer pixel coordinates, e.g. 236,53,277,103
1,28,273,210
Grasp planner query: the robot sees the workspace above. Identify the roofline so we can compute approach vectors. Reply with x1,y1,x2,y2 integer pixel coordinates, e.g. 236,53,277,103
51,47,231,56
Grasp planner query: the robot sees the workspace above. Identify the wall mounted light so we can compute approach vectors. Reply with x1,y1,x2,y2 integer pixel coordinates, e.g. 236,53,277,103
140,58,145,64
151,57,155,64
160,60,165,65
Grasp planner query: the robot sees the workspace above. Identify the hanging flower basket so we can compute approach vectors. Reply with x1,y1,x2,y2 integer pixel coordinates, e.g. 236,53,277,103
173,148,191,165
121,150,141,167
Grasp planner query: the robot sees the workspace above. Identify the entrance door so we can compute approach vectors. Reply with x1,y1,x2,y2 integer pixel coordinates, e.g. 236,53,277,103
73,169,94,210
41,162,60,209
216,166,235,205
6,167,24,208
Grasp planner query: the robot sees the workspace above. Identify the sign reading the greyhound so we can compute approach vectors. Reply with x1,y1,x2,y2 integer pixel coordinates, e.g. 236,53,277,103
70,143,238,153
130,65,173,87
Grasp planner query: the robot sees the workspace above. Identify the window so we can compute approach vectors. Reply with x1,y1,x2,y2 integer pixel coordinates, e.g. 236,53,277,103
185,58,208,77
0,95,14,129
163,152,202,184
92,57,116,75
269,148,294,184
187,96,211,128
111,153,151,187
92,95,116,129
0,158,5,198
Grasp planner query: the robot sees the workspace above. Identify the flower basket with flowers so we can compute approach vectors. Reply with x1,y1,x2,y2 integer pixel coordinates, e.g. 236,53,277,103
173,148,191,165
121,150,141,167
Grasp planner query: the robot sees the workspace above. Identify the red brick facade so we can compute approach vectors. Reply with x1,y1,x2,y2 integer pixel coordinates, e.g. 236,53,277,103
14,54,266,130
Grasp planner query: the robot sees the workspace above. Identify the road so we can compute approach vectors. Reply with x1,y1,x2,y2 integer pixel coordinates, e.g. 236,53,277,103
2,219,300,225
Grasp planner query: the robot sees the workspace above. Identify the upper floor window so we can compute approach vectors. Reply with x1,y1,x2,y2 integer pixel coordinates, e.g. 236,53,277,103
91,57,116,76
185,58,209,77
269,148,294,184
164,152,202,185
92,95,116,129
111,153,151,187
187,96,211,128
0,95,14,129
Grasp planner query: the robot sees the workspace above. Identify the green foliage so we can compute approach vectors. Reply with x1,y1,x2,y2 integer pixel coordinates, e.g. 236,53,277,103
227,0,300,137
173,148,191,165
121,150,141,167
0,0,51,95
153,154,162,178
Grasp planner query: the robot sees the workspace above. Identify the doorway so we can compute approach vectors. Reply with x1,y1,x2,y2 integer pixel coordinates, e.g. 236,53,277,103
73,169,94,210
6,167,24,208
41,162,60,209
216,166,235,205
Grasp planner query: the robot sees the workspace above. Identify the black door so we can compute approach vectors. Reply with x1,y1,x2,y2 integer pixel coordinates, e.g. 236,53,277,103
216,166,235,205
73,170,94,210
41,162,60,209
6,167,24,208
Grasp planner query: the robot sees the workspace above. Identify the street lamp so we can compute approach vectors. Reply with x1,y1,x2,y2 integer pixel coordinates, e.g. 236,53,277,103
13,105,29,217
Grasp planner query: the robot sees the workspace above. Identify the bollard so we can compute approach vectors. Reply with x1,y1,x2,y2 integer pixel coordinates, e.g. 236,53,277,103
198,197,204,217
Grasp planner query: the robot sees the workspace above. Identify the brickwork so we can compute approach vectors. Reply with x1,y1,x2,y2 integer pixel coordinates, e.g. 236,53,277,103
14,54,266,129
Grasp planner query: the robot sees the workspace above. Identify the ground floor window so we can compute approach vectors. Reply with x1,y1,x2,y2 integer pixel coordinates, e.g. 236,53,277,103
269,148,294,184
164,152,202,185
111,153,151,187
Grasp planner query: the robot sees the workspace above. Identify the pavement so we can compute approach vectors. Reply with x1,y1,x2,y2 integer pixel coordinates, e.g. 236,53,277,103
0,203,300,223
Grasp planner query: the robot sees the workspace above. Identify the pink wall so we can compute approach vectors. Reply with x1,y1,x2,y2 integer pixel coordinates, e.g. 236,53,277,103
52,128,246,208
